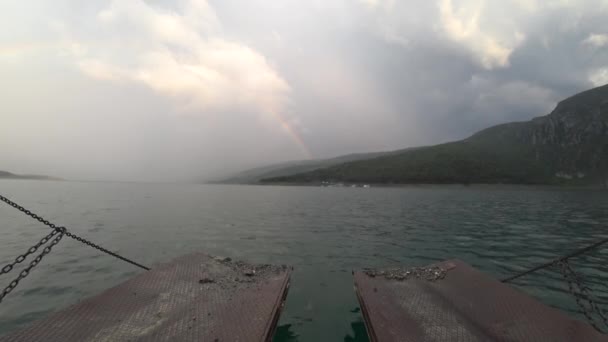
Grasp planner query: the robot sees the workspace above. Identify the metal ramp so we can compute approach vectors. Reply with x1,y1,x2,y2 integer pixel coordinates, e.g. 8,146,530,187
0,253,291,342
354,259,607,342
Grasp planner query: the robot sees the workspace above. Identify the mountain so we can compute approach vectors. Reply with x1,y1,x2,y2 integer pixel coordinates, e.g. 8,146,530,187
216,150,411,184
0,170,62,181
262,84,608,186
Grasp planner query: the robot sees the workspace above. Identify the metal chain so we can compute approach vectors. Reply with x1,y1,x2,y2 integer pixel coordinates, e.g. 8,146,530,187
0,194,149,271
62,231,149,270
502,236,608,283
556,261,608,332
565,264,608,324
0,194,64,231
1,232,64,303
1,228,62,275
501,238,608,332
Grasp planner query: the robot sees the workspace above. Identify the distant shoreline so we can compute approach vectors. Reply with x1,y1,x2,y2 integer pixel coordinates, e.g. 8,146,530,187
223,181,608,191
0,176,63,181
0,170,62,181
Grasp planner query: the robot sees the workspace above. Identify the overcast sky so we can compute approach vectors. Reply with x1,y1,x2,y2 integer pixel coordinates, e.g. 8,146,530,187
1,0,607,182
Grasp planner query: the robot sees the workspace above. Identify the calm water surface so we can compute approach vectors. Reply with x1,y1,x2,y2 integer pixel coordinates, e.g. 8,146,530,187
1,180,608,341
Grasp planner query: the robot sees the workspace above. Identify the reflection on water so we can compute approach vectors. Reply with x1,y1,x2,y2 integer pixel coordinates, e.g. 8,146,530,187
274,324,299,342
274,317,369,342
1,180,608,340
343,319,369,342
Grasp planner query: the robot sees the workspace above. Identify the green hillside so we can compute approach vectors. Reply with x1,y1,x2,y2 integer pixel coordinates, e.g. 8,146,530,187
262,84,608,186
216,150,413,184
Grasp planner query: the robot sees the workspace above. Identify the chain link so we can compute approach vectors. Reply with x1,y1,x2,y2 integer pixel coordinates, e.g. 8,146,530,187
1,229,61,275
1,232,64,303
0,194,149,303
0,194,148,271
556,260,608,333
501,237,608,331
63,231,149,270
502,237,608,283
0,194,60,230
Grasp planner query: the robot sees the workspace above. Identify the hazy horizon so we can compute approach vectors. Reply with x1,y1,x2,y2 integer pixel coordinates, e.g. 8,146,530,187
2,0,607,182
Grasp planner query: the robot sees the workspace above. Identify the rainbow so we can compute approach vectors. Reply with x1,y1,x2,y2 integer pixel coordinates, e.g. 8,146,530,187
0,43,314,160
270,111,313,159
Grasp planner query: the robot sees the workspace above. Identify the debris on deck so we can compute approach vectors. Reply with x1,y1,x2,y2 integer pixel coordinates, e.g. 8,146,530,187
0,253,291,342
354,260,608,342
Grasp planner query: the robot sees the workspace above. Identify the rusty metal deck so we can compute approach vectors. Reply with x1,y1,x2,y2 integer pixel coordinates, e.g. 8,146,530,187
0,253,291,342
354,259,608,342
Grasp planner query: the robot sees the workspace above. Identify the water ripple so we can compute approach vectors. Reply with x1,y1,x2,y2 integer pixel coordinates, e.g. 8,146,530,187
0,182,607,341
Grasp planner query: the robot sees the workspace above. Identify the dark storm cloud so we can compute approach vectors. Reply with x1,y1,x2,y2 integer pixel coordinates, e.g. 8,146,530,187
1,0,607,181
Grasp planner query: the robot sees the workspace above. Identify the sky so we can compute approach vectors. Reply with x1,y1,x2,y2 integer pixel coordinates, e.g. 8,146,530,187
1,0,608,182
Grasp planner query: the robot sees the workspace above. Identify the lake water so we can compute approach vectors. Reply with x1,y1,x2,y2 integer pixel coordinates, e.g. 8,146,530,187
1,180,607,341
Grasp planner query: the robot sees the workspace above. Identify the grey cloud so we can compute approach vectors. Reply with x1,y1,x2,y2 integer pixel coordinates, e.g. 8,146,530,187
1,0,607,182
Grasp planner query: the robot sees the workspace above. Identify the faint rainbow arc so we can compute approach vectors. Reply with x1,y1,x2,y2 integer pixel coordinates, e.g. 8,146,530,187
1,43,314,160
268,110,312,159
